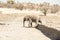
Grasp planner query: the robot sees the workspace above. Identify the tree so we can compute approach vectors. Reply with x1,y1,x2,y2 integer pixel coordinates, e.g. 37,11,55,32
39,2,50,16
7,0,15,4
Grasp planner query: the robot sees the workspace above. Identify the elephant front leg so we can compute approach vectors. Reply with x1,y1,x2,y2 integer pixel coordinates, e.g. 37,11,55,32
23,21,30,28
28,22,31,28
28,20,32,28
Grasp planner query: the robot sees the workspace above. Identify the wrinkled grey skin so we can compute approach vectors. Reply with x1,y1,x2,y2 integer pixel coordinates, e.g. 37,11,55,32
23,15,42,28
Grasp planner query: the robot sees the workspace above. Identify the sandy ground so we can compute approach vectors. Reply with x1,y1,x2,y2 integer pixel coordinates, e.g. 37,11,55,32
0,15,60,40
0,8,60,40
0,16,51,40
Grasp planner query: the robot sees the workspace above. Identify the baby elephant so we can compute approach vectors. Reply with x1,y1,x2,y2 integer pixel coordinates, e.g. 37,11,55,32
23,15,42,28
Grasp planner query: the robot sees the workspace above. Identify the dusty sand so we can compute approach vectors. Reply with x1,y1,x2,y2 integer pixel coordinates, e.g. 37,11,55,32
0,8,60,40
0,16,51,40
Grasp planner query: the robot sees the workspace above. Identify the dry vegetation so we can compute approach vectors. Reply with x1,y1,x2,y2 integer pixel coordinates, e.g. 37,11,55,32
0,2,60,16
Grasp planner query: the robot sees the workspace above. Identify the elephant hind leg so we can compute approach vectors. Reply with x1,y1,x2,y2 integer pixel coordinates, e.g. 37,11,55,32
27,19,32,28
23,20,31,28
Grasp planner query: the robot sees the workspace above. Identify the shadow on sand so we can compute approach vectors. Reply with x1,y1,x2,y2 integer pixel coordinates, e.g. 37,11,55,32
35,24,60,40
